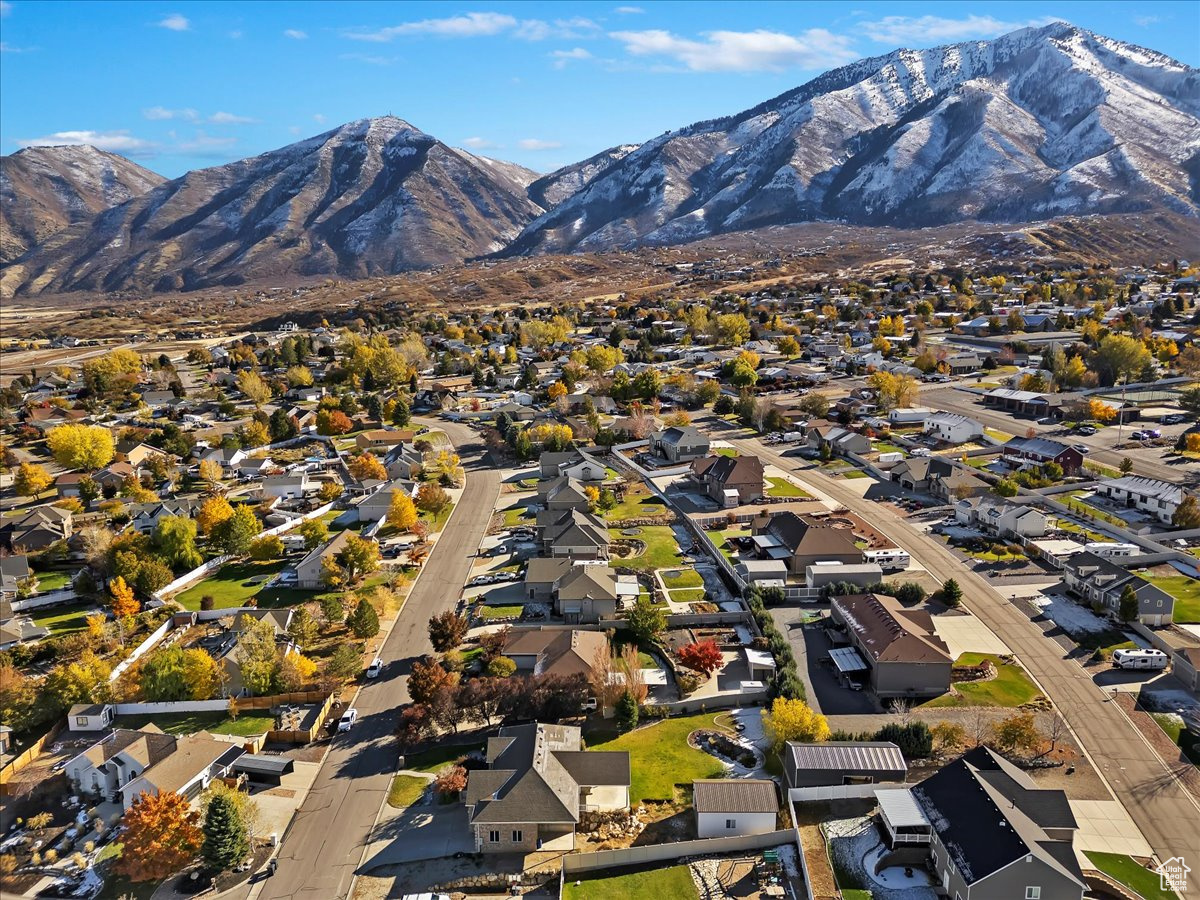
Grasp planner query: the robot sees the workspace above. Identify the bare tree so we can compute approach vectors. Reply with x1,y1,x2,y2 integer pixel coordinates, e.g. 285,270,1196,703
620,643,648,704
1039,710,1070,756
966,706,992,748
590,643,623,709
887,697,913,725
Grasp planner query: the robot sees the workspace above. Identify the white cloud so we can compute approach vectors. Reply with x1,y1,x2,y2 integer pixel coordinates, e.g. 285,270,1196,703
861,15,1059,45
0,2,12,18
339,52,397,66
174,132,238,154
610,27,857,72
288,126,302,135
344,11,597,42
142,106,199,121
462,136,498,149
615,6,644,14
313,114,326,124
229,29,243,39
283,28,307,40
17,130,156,155
209,111,256,124
345,11,516,42
551,47,592,69
157,13,190,32
519,138,562,150
0,41,36,53
1133,15,1161,27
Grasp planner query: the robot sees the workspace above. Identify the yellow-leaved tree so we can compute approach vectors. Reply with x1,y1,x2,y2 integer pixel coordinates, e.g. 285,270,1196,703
762,696,830,751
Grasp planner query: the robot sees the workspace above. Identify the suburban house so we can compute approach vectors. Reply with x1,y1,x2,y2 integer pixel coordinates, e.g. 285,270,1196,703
829,594,953,698
65,726,243,811
783,741,907,789
692,780,780,839
1092,476,1193,525
55,472,87,499
261,473,314,501
382,442,424,481
1001,436,1084,476
537,476,592,513
355,479,418,523
522,559,636,622
128,500,200,535
294,530,355,589
912,746,1085,900
750,512,862,575
955,497,1048,539
691,454,766,507
647,425,711,463
539,451,607,482
1172,647,1200,692
924,412,985,444
503,627,607,678
67,703,115,732
1061,552,1174,626
982,388,1083,419
806,426,871,456
537,508,611,560
464,723,630,853
0,555,33,599
0,598,50,650
3,505,74,551
355,429,415,453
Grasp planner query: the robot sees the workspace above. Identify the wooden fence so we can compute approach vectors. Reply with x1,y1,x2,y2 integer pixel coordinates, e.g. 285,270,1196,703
0,719,64,795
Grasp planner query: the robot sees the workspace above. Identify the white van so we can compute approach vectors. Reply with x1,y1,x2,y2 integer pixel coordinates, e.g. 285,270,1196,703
1111,648,1168,671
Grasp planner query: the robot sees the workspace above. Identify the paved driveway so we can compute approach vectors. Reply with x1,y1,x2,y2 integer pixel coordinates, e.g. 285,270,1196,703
769,608,878,715
363,804,472,869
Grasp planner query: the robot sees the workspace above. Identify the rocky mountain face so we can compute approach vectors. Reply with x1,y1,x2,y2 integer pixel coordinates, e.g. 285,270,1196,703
2,117,542,295
3,24,1197,295
0,145,165,263
505,23,1200,255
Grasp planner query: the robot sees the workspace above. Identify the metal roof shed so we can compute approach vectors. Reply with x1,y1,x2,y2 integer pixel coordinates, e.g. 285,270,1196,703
232,754,295,786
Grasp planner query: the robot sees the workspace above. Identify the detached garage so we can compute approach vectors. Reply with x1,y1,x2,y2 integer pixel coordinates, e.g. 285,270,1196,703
693,779,779,838
232,753,295,786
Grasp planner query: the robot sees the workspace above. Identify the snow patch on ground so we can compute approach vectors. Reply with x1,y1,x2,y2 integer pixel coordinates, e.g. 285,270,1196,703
1032,593,1113,636
825,816,938,900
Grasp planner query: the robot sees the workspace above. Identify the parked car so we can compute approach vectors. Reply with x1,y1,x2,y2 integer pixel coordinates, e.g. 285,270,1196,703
1130,429,1161,441
337,709,359,732
1074,424,1097,435
365,658,383,679
1072,444,1090,454
1161,414,1188,425
909,448,932,457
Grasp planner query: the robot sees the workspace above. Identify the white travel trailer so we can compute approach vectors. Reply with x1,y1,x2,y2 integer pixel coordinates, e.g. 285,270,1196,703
1111,648,1168,671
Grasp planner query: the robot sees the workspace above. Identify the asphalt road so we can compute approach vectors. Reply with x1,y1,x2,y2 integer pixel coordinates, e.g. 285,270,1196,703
255,419,499,900
920,386,1198,485
715,422,1200,871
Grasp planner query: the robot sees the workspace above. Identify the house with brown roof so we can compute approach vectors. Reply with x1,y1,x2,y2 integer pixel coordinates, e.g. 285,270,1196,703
830,593,953,698
503,627,607,678
355,429,416,452
64,727,243,811
692,454,765,507
751,512,862,575
3,505,74,552
465,723,629,853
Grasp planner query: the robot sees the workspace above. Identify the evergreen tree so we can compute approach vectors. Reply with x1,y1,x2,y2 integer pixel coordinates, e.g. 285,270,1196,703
201,792,248,872
615,690,638,733
941,579,963,608
347,598,380,638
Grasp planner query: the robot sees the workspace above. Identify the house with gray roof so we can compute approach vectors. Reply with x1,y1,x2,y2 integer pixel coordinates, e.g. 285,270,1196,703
693,779,779,838
1093,475,1193,525
536,508,611,560
783,741,907,789
955,496,1048,539
465,723,629,853
648,425,710,463
1061,552,1174,626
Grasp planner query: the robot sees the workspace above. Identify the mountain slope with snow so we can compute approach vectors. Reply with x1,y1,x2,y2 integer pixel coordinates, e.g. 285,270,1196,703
505,23,1200,255
3,117,542,295
0,145,165,263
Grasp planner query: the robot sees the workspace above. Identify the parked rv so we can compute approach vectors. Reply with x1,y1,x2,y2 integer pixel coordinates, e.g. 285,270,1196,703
1111,649,1168,671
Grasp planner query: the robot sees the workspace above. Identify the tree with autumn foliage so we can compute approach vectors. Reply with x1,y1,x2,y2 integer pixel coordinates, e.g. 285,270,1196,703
762,696,830,751
388,491,418,530
108,575,139,618
115,790,202,882
433,765,467,798
348,452,387,482
677,640,723,677
316,408,354,435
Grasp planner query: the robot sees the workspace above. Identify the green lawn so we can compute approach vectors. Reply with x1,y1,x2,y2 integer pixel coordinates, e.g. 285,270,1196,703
256,571,392,609
766,476,812,498
587,713,725,804
502,504,533,527
404,742,485,774
670,588,707,604
1142,573,1200,624
1151,714,1200,767
661,569,703,589
420,502,455,533
983,427,1013,442
711,527,749,563
477,603,524,620
116,711,276,736
564,865,699,900
173,559,288,610
1084,852,1179,900
714,447,738,458
841,469,869,479
609,525,684,572
873,441,905,454
32,569,75,592
387,773,429,809
605,486,669,522
31,601,100,635
924,653,1041,708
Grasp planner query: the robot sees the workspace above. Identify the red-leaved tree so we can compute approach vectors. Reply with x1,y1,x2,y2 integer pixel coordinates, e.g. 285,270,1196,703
678,640,723,677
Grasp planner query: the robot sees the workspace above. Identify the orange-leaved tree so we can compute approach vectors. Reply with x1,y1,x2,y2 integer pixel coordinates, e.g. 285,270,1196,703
115,790,202,882
108,575,140,618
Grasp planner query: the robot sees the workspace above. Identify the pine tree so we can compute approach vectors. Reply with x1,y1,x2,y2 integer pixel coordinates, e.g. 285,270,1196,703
347,598,380,639
201,792,248,872
615,690,638,733
941,579,963,608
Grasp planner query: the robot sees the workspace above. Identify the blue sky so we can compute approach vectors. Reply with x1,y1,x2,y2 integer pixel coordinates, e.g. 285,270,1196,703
1,1,1197,177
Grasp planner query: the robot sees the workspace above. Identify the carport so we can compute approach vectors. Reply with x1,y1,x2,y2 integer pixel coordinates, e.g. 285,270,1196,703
829,646,869,679
233,754,295,786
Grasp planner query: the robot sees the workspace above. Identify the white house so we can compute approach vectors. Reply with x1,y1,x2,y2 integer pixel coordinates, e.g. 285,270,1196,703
262,472,313,500
692,779,779,838
924,411,984,444
1092,476,1191,525
955,496,1048,539
67,703,115,732
888,407,933,426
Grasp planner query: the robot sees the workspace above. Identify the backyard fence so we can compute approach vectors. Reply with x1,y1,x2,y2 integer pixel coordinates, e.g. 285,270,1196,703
787,784,884,803
115,700,229,715
0,720,65,795
9,587,78,612
561,829,797,875
108,618,174,683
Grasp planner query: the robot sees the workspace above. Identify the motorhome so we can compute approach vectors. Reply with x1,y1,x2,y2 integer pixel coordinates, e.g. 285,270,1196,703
1111,648,1168,671
863,548,911,571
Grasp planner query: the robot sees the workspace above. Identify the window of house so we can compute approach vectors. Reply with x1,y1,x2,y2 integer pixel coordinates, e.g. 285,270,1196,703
512,830,523,843
1026,888,1041,899
488,830,500,843
725,819,737,830
76,717,88,727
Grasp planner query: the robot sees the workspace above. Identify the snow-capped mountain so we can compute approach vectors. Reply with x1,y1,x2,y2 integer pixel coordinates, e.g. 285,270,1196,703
0,145,165,263
505,22,1200,255
527,144,641,209
2,117,542,295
